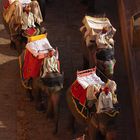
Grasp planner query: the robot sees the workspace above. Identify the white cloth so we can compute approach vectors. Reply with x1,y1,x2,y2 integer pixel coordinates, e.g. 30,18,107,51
42,56,59,76
77,73,104,89
96,32,114,49
21,0,31,5
86,85,101,100
83,16,111,30
26,38,53,57
96,91,114,113
22,12,35,30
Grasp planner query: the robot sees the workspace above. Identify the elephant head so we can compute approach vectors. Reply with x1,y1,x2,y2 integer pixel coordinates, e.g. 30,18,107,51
80,22,116,79
87,110,119,140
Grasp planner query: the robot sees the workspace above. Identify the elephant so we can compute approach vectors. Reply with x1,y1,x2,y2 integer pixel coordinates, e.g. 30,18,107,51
30,72,64,134
66,87,119,140
19,48,64,134
80,24,116,81
2,0,46,50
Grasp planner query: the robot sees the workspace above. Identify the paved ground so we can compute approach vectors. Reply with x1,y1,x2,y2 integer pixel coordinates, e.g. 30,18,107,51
0,0,137,140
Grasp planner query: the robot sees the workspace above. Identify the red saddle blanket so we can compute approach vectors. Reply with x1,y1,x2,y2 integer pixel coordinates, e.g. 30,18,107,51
71,80,87,106
71,80,89,119
22,50,43,80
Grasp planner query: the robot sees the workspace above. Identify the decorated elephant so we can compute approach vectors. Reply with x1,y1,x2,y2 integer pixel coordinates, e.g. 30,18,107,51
2,0,45,49
18,35,63,134
66,69,119,140
31,71,63,134
67,88,119,140
80,16,116,80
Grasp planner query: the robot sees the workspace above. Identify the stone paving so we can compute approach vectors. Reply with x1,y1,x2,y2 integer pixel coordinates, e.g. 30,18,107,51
0,5,17,140
0,0,137,140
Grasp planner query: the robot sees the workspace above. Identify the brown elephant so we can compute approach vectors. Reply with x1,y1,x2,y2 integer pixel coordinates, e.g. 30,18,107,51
30,72,63,134
2,0,46,50
19,48,63,134
66,88,119,140
80,23,116,81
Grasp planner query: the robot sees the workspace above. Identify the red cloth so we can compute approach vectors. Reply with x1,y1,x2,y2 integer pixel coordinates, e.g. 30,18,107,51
71,80,87,106
103,87,110,95
2,0,10,9
23,50,43,79
23,27,37,37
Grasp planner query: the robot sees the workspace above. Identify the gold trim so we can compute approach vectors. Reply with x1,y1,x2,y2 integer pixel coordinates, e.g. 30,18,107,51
71,96,87,120
104,111,119,117
28,34,46,42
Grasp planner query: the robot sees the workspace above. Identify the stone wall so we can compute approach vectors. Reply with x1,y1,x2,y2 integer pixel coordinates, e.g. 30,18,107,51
118,0,140,139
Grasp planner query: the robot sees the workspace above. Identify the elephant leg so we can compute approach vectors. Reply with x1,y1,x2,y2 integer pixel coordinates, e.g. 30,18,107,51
87,122,98,140
26,89,34,102
26,78,34,101
46,95,54,118
51,93,60,134
67,112,76,134
33,88,45,112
